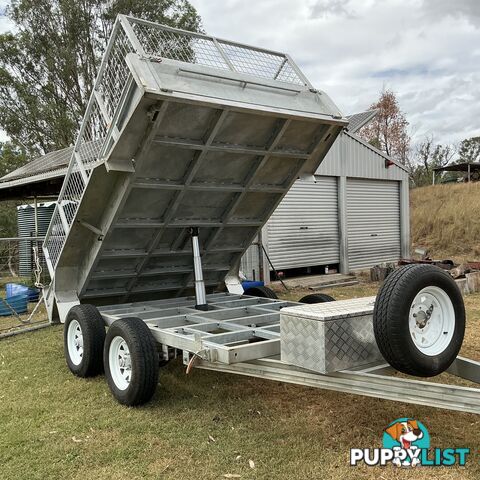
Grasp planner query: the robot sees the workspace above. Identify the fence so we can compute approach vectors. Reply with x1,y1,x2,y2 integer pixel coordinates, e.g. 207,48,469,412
0,237,50,335
0,237,48,284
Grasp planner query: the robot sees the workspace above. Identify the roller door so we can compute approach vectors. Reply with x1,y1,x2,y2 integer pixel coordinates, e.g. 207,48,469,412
347,178,401,270
267,177,339,269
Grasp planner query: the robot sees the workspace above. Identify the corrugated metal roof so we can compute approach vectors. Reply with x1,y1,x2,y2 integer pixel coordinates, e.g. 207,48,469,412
434,162,480,172
346,109,378,134
0,138,102,189
0,145,73,183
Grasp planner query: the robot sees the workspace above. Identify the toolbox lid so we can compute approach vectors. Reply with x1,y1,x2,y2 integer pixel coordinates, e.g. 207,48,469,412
280,296,377,322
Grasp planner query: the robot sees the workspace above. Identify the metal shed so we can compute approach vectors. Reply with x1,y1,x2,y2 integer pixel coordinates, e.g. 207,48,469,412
241,111,410,280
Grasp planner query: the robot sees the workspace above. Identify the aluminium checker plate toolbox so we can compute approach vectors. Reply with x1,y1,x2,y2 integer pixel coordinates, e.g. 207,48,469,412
280,296,383,374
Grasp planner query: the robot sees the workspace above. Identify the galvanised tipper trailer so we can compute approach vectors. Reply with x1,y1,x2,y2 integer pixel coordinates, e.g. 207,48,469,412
42,15,480,411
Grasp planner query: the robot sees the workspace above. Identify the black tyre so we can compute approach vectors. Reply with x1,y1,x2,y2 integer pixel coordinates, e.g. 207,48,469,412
243,286,278,299
64,304,106,377
299,293,335,304
373,264,465,377
104,317,159,406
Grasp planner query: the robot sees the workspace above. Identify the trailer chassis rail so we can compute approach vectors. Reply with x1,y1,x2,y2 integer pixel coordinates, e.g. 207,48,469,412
194,356,480,415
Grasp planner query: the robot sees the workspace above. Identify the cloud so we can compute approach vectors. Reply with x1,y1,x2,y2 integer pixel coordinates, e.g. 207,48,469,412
422,0,480,27
0,0,9,16
190,0,480,146
311,0,358,19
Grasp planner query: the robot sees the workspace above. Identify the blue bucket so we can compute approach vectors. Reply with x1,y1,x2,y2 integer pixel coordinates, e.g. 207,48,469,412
0,294,28,316
6,283,39,303
242,280,265,290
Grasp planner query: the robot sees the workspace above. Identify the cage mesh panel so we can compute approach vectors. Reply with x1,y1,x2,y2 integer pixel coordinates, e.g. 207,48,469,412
218,42,303,85
57,99,105,232
44,26,134,271
98,27,135,120
133,23,228,69
77,101,108,167
131,21,305,85
62,169,86,225
45,208,66,268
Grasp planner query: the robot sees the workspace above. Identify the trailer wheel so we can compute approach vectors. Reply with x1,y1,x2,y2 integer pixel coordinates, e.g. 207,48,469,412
243,286,278,299
373,264,465,377
64,304,105,377
104,317,159,406
299,293,335,304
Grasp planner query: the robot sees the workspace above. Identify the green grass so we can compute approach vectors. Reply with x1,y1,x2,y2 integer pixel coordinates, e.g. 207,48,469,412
0,281,479,479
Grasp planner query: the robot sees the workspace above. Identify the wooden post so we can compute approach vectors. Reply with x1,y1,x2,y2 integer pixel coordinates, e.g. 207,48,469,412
34,196,38,237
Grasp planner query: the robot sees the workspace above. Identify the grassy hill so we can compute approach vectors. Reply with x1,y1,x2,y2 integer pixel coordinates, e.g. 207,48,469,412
411,182,480,261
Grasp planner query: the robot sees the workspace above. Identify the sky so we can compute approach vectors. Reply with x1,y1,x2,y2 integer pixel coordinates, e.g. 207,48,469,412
0,0,479,147
188,0,480,146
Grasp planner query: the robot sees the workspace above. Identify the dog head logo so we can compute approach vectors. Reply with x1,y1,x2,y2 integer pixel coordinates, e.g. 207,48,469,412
382,418,430,467
385,419,423,449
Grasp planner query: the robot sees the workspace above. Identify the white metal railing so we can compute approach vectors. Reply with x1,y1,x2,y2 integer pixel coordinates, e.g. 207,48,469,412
43,15,309,276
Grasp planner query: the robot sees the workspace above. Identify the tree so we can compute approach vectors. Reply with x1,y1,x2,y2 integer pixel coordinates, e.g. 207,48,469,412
0,142,27,244
458,136,480,164
0,0,202,156
409,136,456,187
0,141,27,177
358,89,411,165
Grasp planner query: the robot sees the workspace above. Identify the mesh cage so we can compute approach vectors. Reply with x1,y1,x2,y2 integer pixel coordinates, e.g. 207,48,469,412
98,27,135,120
44,15,310,276
43,21,133,273
77,102,108,167
218,42,304,85
130,19,306,86
44,208,66,268
62,170,86,225
133,22,227,69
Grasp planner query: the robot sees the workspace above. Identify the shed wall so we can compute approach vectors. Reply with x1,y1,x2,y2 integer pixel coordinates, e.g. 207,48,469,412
316,132,408,181
240,131,410,281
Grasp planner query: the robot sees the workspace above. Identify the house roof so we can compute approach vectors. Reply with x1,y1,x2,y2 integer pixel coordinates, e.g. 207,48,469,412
1,145,72,183
0,141,102,200
0,146,72,200
344,109,409,173
346,109,378,134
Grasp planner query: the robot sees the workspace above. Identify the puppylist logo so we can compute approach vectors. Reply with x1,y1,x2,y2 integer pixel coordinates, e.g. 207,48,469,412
350,418,470,467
